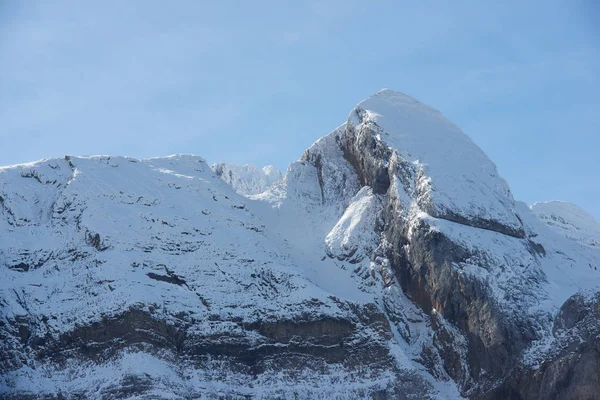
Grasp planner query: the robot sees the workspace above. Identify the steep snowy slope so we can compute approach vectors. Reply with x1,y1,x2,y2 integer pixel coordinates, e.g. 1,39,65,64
2,89,599,400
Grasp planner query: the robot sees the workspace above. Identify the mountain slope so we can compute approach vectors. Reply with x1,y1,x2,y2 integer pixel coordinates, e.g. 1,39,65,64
0,155,453,399
531,200,600,248
1,90,598,400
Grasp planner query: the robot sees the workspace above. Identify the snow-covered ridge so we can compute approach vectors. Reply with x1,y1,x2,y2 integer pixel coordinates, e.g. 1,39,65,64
531,200,600,247
211,162,283,196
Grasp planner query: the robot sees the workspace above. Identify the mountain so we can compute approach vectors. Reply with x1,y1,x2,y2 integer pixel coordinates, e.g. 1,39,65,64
1,90,598,400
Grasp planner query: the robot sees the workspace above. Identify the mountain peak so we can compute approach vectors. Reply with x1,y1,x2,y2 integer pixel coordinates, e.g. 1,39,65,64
358,88,443,118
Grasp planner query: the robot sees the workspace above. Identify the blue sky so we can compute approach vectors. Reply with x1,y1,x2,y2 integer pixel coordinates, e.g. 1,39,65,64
1,1,598,218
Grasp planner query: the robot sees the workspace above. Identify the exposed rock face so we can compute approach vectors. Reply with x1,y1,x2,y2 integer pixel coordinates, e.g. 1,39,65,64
484,293,600,400
1,90,599,399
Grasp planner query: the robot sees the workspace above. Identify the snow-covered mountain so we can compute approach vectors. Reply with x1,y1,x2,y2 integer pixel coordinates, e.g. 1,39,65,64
1,90,598,400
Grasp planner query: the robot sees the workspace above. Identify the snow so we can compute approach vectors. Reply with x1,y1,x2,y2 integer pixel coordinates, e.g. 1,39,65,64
251,159,374,303
531,200,600,248
351,89,523,235
325,186,381,263
0,155,355,336
518,202,600,307
211,162,283,196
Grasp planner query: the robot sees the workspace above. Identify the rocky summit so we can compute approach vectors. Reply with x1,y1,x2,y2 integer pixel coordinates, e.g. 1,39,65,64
1,90,599,399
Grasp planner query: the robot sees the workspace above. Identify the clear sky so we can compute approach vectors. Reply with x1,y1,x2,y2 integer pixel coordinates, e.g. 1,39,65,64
1,1,598,218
